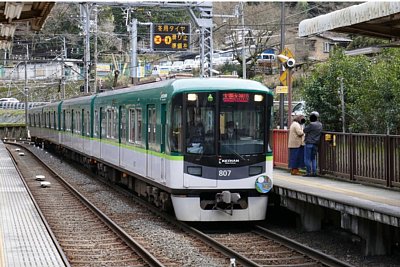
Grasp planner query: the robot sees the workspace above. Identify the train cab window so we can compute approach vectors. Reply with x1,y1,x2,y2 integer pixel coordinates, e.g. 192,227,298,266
185,92,216,154
171,95,182,153
128,107,142,144
219,92,265,155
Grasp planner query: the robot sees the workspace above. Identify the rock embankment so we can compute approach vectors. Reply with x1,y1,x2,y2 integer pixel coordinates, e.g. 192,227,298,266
0,110,25,124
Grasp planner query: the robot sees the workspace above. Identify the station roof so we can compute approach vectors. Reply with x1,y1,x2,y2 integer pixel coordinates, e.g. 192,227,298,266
299,2,400,40
0,2,55,47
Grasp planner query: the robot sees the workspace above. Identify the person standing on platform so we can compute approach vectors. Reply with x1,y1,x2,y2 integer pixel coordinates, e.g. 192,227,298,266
303,111,323,177
288,114,305,175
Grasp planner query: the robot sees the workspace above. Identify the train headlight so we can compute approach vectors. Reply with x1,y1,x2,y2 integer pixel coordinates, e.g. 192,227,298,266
255,175,273,193
187,166,202,176
187,93,198,101
254,94,263,102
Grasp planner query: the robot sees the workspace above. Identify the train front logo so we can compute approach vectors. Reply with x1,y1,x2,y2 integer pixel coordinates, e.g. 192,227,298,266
255,175,273,193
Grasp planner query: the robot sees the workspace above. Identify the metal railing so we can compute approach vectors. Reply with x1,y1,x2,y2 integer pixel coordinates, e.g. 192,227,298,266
0,102,48,110
272,130,400,189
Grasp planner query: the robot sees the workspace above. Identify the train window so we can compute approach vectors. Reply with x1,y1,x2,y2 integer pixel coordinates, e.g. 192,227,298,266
171,95,182,153
53,111,57,129
120,107,126,142
137,108,142,143
106,108,117,139
75,111,81,134
148,106,156,148
100,108,106,139
81,110,85,135
62,110,65,131
128,107,142,144
43,113,47,128
128,108,136,143
94,110,99,138
219,92,265,155
65,111,72,131
185,92,216,154
85,110,90,136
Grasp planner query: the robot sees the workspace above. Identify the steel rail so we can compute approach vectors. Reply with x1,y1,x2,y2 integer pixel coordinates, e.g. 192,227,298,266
254,225,355,267
7,142,165,267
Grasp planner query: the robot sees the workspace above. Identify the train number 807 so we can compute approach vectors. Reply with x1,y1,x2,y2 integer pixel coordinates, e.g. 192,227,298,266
219,170,232,177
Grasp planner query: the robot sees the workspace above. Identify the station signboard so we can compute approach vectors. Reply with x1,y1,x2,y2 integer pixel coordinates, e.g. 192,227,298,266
152,24,190,51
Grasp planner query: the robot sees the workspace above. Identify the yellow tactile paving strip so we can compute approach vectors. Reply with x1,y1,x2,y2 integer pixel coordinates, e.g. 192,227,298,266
273,169,400,210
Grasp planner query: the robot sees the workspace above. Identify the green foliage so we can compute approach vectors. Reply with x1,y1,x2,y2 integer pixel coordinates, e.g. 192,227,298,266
301,48,400,134
347,36,388,50
219,63,241,76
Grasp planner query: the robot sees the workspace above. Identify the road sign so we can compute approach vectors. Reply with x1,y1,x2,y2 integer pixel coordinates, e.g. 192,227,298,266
279,69,288,86
152,24,190,51
276,86,288,94
282,47,294,59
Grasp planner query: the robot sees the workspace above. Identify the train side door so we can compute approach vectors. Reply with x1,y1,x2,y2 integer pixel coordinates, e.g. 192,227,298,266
146,105,157,179
160,104,166,184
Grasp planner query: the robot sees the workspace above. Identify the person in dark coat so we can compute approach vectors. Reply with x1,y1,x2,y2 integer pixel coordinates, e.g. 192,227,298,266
303,111,323,177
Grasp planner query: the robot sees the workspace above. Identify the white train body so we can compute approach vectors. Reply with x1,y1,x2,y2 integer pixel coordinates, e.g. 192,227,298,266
29,78,274,221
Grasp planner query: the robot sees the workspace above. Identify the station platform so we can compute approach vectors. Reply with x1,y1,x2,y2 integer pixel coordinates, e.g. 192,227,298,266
0,141,67,266
272,168,400,255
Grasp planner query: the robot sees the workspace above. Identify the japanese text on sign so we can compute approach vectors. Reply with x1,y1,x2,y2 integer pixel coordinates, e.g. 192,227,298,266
222,93,250,103
153,24,190,51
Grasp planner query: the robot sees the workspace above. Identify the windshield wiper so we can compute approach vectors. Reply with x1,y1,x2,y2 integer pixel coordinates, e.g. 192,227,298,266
220,141,248,161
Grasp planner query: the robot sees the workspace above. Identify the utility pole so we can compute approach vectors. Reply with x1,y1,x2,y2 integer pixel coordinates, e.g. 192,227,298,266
24,44,29,137
279,2,285,129
241,2,246,79
61,36,66,99
130,17,138,85
93,6,98,93
81,3,91,94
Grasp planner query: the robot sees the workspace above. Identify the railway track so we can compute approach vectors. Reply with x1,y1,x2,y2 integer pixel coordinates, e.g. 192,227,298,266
7,143,164,267
195,225,354,267
8,141,353,267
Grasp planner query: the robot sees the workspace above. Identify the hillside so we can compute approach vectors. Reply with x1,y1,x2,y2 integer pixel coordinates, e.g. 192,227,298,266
0,110,25,124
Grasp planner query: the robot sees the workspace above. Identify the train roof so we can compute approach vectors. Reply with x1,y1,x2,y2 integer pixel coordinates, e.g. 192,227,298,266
96,78,272,98
61,95,96,106
171,78,272,93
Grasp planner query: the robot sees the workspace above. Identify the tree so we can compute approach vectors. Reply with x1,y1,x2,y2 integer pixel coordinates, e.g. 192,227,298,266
301,48,400,135
213,2,280,78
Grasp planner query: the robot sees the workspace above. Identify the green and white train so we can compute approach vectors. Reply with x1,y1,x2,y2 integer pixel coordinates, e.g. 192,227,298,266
29,78,274,221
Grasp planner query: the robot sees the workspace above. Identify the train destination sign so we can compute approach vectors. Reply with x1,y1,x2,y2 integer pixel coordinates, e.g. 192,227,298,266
152,24,190,51
222,93,250,103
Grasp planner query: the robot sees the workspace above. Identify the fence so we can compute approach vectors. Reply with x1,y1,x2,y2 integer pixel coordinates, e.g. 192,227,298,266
0,102,48,110
272,130,400,189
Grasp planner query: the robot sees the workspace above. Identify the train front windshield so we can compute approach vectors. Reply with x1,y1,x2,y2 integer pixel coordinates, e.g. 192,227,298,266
171,92,266,156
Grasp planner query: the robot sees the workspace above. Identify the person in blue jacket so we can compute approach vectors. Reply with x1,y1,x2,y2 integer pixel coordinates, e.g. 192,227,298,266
303,111,323,177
